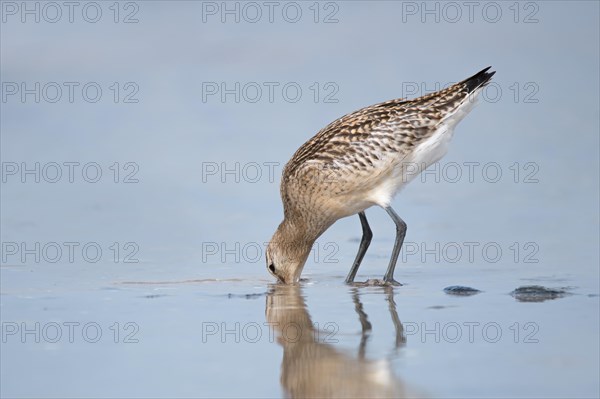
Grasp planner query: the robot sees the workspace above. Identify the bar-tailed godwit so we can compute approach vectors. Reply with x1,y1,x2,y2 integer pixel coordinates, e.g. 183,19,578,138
266,67,496,285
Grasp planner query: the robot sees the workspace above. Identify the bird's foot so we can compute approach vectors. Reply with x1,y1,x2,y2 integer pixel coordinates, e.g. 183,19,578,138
349,278,403,287
348,279,381,287
383,278,403,287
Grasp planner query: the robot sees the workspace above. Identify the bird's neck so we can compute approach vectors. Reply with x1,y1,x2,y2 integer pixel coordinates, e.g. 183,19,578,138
278,218,317,251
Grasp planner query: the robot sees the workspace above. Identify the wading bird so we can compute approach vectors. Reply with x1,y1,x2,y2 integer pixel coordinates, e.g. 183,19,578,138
266,67,495,285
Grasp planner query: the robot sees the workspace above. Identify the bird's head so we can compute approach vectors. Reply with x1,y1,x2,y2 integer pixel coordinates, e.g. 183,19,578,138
266,220,313,284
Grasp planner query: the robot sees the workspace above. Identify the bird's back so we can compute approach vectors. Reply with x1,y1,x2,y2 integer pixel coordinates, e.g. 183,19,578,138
281,68,495,222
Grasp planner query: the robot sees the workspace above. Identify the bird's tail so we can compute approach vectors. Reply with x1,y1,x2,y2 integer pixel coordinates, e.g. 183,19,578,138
411,67,495,129
460,66,496,94
413,66,496,109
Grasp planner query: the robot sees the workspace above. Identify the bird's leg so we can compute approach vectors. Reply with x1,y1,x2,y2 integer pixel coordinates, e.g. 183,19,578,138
345,212,373,284
383,206,407,286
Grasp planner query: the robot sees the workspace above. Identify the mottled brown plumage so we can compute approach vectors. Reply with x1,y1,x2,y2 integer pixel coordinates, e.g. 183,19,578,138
267,67,496,284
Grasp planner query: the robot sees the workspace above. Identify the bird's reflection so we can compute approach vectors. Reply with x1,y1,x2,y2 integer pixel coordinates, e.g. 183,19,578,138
265,285,408,398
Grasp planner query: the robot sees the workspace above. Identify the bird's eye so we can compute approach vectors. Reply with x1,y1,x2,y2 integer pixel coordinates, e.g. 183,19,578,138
268,263,276,273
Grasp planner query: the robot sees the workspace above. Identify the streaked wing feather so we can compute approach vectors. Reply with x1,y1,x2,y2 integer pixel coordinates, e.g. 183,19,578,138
285,67,495,180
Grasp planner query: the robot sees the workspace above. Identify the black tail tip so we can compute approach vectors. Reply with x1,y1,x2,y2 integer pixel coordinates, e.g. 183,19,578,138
463,66,496,93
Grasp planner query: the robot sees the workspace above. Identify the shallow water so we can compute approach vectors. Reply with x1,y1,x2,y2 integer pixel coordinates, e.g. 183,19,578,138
2,1,599,398
2,264,598,398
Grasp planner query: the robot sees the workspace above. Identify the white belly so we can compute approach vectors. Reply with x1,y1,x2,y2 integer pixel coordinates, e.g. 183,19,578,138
366,125,454,207
366,90,482,208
